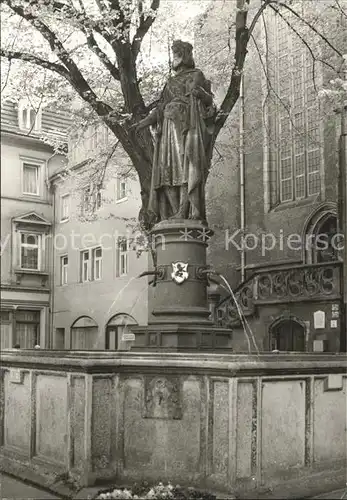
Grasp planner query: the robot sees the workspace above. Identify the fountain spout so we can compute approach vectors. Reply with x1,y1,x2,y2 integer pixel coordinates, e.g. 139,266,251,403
137,270,161,279
137,268,165,287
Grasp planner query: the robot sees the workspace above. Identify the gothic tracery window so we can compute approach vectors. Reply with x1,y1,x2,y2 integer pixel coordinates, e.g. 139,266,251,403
270,13,322,206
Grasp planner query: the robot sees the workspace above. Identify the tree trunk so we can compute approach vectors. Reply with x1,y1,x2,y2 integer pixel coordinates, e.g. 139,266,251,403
107,120,153,215
114,42,146,115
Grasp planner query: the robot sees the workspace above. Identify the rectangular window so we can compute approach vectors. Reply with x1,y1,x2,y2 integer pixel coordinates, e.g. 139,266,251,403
116,176,127,202
60,255,68,285
0,311,10,322
92,247,102,280
55,327,65,349
20,233,40,270
18,102,41,132
60,194,70,222
118,239,128,276
79,248,103,283
23,163,40,195
15,310,40,348
307,149,321,196
1,310,12,350
80,250,90,282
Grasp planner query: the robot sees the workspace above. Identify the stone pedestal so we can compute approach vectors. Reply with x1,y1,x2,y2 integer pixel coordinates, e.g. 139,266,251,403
132,220,232,351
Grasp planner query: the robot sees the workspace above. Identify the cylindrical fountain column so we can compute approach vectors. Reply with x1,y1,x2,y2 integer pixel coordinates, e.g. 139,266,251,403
132,219,233,351
150,219,212,325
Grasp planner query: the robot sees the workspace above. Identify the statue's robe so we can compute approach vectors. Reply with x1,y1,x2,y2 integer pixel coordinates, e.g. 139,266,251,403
148,68,215,221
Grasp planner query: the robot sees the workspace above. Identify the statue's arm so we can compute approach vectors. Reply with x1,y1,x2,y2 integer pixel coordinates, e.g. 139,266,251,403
194,87,213,106
130,83,168,133
129,108,158,134
190,71,213,106
137,109,159,130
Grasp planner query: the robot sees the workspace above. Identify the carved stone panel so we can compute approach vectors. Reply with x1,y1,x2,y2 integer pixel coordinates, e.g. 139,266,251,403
257,265,338,302
143,376,182,420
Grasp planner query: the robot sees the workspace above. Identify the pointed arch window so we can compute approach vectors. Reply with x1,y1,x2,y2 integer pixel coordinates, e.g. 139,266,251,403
303,206,340,264
314,215,339,263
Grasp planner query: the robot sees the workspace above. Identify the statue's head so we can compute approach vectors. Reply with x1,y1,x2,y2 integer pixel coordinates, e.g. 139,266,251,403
171,40,195,70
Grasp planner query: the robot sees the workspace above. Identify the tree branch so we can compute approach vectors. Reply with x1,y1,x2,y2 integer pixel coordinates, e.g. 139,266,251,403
214,0,251,138
89,139,120,213
270,4,342,83
30,0,122,57
248,0,271,36
132,0,160,60
3,0,114,113
272,5,319,92
71,0,119,81
270,1,343,58
108,0,127,39
250,33,298,138
82,28,120,80
93,0,109,16
0,48,70,78
335,0,347,19
2,0,138,158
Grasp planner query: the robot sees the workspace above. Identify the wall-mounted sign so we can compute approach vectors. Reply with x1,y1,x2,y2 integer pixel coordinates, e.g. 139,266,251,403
9,369,23,384
313,310,325,329
330,320,338,329
324,374,343,391
331,303,340,319
121,332,135,342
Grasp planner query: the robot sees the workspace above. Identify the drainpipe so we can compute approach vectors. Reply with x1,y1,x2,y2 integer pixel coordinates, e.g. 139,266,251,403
240,74,246,283
49,181,56,349
339,99,347,351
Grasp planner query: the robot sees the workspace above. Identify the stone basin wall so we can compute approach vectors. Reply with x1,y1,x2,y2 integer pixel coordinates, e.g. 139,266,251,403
0,351,346,498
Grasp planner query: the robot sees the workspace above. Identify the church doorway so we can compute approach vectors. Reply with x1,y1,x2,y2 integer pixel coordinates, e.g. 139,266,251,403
270,319,305,351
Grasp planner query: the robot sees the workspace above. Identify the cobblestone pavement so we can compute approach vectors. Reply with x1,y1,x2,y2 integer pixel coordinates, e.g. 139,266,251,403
1,473,60,499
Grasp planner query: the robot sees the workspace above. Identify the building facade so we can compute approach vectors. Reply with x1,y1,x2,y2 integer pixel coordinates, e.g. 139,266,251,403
49,122,149,350
1,102,149,350
0,100,69,349
201,3,346,352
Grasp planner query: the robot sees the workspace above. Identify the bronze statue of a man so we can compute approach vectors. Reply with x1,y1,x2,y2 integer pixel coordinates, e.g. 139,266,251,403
133,40,215,224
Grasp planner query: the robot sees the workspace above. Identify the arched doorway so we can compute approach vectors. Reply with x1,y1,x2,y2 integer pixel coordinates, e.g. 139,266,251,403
71,316,98,350
105,313,137,350
270,319,306,351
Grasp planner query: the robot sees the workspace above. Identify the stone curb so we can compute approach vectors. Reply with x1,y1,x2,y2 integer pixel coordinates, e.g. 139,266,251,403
73,487,99,500
1,471,72,499
312,488,347,499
